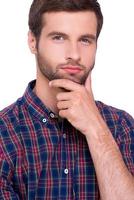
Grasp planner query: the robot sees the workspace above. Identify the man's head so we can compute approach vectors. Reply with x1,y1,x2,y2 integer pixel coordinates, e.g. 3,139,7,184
28,0,103,84
29,0,103,41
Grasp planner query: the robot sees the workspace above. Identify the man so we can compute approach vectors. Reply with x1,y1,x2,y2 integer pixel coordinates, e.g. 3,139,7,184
0,0,134,199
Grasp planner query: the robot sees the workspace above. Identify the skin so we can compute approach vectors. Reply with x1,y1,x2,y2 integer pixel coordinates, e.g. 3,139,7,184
28,11,97,113
28,11,134,200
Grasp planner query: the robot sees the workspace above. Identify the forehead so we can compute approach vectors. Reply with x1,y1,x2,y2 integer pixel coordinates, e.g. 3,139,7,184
42,11,97,36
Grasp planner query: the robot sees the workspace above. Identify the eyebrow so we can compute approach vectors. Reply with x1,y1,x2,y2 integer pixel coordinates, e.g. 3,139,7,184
47,31,68,38
46,31,96,41
79,34,96,41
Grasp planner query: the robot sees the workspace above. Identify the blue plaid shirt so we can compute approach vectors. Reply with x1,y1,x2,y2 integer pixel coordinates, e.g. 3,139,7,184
0,80,134,199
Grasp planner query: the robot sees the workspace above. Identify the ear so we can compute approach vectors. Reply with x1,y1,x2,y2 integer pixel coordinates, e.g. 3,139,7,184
28,30,37,54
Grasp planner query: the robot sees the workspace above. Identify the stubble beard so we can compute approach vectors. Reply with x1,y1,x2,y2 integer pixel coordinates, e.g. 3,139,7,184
36,52,95,85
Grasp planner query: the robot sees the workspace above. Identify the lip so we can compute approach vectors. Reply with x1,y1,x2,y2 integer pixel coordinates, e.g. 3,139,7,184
61,65,82,74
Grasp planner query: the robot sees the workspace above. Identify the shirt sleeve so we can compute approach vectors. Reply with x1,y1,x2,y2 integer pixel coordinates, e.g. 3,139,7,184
117,111,134,176
0,147,20,200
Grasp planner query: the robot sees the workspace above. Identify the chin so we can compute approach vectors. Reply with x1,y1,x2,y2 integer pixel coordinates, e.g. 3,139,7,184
64,77,84,84
65,74,83,83
51,72,86,84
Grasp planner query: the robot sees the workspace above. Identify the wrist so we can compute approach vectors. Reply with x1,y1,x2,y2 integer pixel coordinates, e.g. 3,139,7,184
83,115,109,140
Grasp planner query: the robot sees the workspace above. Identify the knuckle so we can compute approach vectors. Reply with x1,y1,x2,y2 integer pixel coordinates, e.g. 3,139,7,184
59,109,62,114
75,92,82,103
75,92,81,99
59,110,65,117
69,107,75,116
57,101,60,108
61,79,67,86
56,94,61,100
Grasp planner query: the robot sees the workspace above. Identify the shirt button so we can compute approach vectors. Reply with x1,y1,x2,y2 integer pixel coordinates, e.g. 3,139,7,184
63,133,66,139
42,118,47,123
50,112,55,118
64,168,69,174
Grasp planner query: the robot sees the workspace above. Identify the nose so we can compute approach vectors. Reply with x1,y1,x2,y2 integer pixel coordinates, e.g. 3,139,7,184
65,42,81,62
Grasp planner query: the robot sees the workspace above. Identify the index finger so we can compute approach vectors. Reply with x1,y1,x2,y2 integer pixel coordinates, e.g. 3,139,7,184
49,79,81,91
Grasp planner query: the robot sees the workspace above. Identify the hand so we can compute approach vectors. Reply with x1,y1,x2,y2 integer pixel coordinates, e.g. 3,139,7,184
49,75,102,136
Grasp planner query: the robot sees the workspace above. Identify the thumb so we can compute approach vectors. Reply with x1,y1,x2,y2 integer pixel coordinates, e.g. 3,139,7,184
85,74,92,93
85,75,95,100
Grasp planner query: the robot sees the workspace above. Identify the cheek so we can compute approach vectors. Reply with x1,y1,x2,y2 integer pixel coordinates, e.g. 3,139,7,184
82,47,96,65
42,42,66,61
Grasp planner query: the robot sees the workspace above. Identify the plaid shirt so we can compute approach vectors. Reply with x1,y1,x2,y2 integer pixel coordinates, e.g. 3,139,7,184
0,80,134,200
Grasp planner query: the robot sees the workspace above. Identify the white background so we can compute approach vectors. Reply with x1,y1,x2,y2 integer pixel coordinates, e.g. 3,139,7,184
0,1,134,117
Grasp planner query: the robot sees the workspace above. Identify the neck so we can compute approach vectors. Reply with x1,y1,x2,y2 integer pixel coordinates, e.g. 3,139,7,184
34,71,62,115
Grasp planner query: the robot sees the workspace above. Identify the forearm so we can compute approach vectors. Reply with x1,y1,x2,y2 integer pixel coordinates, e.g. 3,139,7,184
50,78,134,198
86,118,134,200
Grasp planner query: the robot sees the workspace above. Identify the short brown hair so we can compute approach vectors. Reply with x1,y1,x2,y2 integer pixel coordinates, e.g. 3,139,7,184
28,0,103,40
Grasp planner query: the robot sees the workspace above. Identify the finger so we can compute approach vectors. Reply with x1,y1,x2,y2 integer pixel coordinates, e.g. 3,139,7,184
56,92,73,101
84,74,92,93
49,79,81,91
57,100,71,110
59,109,69,119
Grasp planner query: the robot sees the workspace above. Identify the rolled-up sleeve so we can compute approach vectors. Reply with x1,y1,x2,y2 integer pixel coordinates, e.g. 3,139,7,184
116,111,134,176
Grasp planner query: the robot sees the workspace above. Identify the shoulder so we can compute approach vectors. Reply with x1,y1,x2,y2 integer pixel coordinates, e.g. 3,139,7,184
96,102,134,175
96,101,134,138
0,98,23,130
0,98,25,164
96,100,134,124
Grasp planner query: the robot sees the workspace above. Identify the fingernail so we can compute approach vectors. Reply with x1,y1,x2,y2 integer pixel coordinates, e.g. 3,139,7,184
49,81,52,86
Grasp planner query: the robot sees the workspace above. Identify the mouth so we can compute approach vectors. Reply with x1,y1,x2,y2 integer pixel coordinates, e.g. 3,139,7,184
61,65,83,74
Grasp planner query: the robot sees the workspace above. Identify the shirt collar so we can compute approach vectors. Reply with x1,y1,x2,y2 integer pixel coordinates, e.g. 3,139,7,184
22,80,58,123
22,80,103,125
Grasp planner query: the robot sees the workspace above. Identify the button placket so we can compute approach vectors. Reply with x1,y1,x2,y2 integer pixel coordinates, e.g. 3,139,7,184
42,118,47,123
50,112,55,118
58,120,70,198
64,168,69,175
63,133,66,139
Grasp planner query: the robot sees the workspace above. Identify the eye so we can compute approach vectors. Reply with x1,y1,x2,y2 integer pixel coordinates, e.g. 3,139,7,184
52,35,64,41
80,38,92,45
